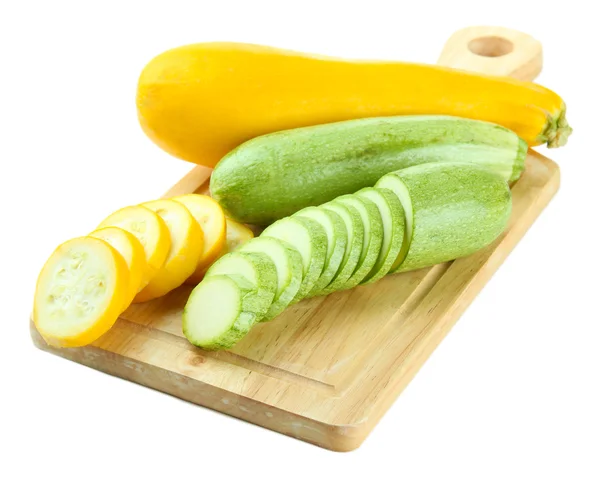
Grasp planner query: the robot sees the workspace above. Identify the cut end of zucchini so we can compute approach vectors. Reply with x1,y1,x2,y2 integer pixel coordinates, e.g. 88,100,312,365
375,174,413,272
295,206,347,297
239,238,290,298
183,274,257,350
205,251,277,319
356,187,405,284
263,218,311,274
262,217,327,301
239,236,303,320
335,194,383,290
320,202,364,294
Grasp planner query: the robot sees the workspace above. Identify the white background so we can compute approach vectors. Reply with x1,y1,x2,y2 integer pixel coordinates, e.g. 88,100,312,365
1,1,598,482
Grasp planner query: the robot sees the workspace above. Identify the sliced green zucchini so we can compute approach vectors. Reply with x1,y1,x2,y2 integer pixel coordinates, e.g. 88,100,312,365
375,162,512,273
183,274,259,350
294,206,347,297
355,187,405,284
205,251,276,320
261,216,327,301
320,201,364,294
335,194,383,289
381,178,412,271
238,236,303,320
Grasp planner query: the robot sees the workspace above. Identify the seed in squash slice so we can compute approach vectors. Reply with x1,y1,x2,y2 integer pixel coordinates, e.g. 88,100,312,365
134,199,203,302
89,226,147,308
173,194,226,283
33,237,129,348
97,205,171,289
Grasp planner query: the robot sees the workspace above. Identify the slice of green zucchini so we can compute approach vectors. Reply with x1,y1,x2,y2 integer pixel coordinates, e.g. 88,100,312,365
205,251,277,320
335,194,383,290
183,274,259,350
355,187,405,284
238,236,303,320
294,206,347,297
320,201,364,294
262,216,327,302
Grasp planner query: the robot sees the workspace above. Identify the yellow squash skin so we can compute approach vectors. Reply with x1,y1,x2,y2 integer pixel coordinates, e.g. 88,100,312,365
137,42,572,168
97,205,171,288
172,194,226,279
134,199,203,302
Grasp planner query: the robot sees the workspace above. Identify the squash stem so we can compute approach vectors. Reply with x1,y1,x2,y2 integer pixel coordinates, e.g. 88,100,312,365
545,105,572,148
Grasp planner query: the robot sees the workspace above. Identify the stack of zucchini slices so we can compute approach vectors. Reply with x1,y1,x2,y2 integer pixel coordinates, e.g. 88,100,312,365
183,162,512,350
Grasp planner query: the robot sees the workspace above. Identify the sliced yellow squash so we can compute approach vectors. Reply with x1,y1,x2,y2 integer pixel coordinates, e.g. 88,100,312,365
135,199,203,302
223,218,255,254
172,194,226,283
97,205,171,288
33,237,129,347
189,218,256,283
89,226,147,308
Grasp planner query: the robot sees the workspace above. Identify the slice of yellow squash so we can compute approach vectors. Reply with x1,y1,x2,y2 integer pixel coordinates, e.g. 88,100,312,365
89,226,147,308
134,199,203,302
97,205,171,289
223,218,255,254
188,217,256,283
33,236,129,347
172,194,226,283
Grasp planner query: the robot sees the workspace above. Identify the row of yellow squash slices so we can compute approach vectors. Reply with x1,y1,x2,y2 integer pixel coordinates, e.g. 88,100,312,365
33,194,254,348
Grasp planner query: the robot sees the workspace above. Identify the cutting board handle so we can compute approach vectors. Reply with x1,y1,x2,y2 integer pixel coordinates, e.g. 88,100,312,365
437,26,543,81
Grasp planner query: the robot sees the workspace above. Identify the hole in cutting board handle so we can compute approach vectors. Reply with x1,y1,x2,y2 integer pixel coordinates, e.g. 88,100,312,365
468,36,514,57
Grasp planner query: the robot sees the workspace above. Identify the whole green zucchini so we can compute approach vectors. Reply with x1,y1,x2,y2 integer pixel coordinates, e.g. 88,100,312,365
210,115,527,225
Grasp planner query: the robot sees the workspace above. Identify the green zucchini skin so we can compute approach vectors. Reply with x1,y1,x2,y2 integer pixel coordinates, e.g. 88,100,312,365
377,162,512,273
210,115,527,225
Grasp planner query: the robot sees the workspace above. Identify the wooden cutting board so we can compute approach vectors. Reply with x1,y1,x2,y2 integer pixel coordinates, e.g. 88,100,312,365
30,27,560,451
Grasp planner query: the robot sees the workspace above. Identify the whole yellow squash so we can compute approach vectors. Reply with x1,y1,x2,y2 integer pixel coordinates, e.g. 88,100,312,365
136,42,571,168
